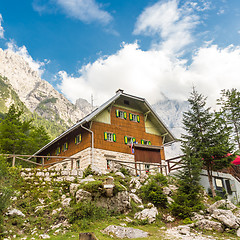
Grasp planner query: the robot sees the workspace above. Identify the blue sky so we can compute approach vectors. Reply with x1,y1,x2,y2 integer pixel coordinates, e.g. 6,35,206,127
1,0,240,106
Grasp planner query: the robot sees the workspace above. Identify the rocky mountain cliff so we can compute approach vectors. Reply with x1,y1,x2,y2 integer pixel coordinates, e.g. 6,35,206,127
0,48,88,126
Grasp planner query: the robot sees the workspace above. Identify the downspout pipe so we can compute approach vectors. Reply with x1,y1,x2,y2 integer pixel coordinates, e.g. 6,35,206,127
80,124,94,168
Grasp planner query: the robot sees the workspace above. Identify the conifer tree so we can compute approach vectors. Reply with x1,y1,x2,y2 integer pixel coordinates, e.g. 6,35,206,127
217,88,240,150
181,88,234,197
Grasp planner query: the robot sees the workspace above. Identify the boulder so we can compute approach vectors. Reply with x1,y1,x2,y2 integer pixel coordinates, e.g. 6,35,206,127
130,178,142,190
115,172,125,179
208,199,237,214
195,219,224,232
69,183,80,196
102,225,148,238
237,228,240,237
129,193,142,205
162,187,171,196
75,189,92,203
167,196,174,205
191,212,205,221
177,225,191,235
6,208,25,217
61,197,72,207
96,191,131,213
39,234,50,239
134,207,158,223
212,209,240,229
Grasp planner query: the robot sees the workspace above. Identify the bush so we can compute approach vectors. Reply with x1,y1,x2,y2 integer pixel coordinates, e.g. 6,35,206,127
139,174,168,208
69,201,109,230
83,165,93,178
120,167,130,176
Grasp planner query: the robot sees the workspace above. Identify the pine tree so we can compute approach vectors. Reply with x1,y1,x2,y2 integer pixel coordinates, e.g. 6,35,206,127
182,88,234,197
217,88,240,150
0,104,50,156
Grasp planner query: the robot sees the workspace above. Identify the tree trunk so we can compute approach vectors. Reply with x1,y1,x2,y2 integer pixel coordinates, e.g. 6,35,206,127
207,167,216,197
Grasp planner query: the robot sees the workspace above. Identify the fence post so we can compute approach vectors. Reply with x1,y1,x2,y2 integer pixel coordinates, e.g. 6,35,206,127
167,160,170,173
42,157,44,168
12,155,16,167
71,159,73,170
139,163,141,176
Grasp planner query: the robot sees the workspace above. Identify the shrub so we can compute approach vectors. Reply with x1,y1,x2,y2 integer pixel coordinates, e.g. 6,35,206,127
139,174,168,208
120,167,130,176
83,165,93,178
69,201,109,230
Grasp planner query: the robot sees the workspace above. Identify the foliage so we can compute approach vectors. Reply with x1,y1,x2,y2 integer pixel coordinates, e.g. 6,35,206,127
0,104,50,157
83,165,94,178
217,88,240,150
170,150,204,219
181,88,235,197
0,156,13,236
120,167,130,176
139,173,168,208
82,180,104,195
69,201,109,230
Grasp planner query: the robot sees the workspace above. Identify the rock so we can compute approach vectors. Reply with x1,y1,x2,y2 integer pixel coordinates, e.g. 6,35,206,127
163,186,171,196
79,232,98,240
124,217,133,222
167,196,174,204
191,212,205,221
52,207,62,215
61,197,72,207
147,203,154,208
163,214,175,222
129,193,142,204
138,205,144,209
80,178,95,184
134,207,158,223
208,199,237,214
195,219,224,232
168,184,178,193
39,234,50,239
130,178,142,190
177,225,190,235
69,183,80,196
96,191,131,213
212,209,239,229
75,189,92,203
65,176,75,182
237,228,240,237
6,208,25,217
115,172,125,179
102,225,148,238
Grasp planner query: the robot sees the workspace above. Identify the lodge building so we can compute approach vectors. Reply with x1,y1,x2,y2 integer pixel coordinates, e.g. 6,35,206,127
34,90,175,172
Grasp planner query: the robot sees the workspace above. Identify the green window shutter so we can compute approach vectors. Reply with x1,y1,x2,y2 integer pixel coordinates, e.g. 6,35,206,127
137,115,140,123
124,136,128,144
141,139,144,144
133,138,136,143
116,109,119,118
129,113,133,121
66,142,68,149
124,112,127,119
74,137,77,144
113,134,116,142
104,132,108,140
148,141,152,145
79,134,82,142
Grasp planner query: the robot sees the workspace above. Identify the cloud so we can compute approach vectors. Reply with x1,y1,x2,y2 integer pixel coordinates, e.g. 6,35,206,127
6,40,48,76
33,0,112,25
57,41,240,109
133,0,201,54
0,14,4,39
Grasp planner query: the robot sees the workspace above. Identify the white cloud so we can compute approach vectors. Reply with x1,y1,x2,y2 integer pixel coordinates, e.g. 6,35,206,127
0,14,4,39
33,0,112,25
7,40,47,76
57,42,240,109
133,0,200,54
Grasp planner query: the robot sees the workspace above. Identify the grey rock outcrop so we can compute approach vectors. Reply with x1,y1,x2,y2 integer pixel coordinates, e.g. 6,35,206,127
211,209,240,229
195,219,224,232
96,191,131,213
208,199,237,214
129,193,142,205
75,189,92,203
102,225,148,239
134,207,158,223
6,208,25,217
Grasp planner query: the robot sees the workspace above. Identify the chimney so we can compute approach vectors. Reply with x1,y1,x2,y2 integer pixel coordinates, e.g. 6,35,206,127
116,89,124,94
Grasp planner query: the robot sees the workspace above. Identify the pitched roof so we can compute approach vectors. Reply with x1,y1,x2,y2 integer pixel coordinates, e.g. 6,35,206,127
34,90,175,155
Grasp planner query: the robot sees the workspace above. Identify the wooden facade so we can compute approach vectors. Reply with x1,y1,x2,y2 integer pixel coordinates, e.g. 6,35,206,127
35,90,175,169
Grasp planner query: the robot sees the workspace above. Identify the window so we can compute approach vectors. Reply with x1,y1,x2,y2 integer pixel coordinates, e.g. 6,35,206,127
75,134,82,144
215,178,224,191
76,160,80,169
62,142,68,152
107,160,111,169
116,109,127,119
129,113,140,123
104,132,116,142
124,136,136,144
141,139,152,145
56,147,61,155
46,153,50,161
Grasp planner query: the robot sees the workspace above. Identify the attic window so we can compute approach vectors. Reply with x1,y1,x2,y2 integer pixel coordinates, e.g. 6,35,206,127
124,100,129,105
